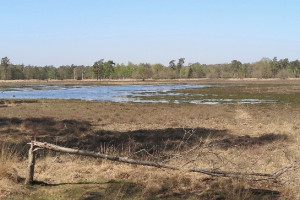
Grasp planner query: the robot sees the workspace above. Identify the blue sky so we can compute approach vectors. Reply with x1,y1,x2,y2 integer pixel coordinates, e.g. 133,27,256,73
1,0,300,66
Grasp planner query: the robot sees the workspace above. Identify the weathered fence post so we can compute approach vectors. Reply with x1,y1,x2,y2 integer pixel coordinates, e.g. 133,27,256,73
25,142,36,185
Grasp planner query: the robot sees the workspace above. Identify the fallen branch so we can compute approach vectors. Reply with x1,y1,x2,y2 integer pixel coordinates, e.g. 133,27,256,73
272,160,300,178
30,141,276,178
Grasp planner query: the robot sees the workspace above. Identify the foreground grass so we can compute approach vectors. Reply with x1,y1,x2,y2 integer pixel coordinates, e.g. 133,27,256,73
4,156,292,200
0,79,299,199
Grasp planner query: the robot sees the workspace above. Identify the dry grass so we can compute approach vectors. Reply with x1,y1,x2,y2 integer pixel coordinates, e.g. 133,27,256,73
0,80,299,199
0,143,27,198
22,153,294,199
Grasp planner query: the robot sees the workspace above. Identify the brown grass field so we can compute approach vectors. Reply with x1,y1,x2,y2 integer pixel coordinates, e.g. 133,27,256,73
0,79,299,200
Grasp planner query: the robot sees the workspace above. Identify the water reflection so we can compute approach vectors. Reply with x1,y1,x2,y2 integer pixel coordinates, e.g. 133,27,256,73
0,84,278,104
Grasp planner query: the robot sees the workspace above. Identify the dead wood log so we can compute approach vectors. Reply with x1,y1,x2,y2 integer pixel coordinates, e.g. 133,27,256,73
30,141,276,178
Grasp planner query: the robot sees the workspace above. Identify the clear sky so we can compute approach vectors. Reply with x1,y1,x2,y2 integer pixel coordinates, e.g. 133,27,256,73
1,0,300,66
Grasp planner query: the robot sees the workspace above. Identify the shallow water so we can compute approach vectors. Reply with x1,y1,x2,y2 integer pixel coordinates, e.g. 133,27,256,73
0,84,278,104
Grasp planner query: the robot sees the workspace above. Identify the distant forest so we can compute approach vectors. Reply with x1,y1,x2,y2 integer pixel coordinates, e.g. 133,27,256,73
0,57,299,80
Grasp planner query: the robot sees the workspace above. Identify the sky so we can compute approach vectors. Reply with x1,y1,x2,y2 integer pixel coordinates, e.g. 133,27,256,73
0,0,300,67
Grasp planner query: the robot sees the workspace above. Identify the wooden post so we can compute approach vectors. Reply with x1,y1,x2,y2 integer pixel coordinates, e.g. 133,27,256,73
25,142,36,185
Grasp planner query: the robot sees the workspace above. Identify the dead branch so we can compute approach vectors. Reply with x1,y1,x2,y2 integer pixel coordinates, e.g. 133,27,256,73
272,161,300,178
30,141,278,178
25,142,36,185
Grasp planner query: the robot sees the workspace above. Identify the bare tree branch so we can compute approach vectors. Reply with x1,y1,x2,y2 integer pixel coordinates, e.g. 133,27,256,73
30,141,279,178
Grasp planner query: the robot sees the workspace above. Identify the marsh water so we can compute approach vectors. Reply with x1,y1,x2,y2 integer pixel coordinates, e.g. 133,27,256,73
0,84,278,104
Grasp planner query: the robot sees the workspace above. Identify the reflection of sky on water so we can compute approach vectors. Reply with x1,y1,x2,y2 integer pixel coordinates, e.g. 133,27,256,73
0,84,210,101
0,84,278,104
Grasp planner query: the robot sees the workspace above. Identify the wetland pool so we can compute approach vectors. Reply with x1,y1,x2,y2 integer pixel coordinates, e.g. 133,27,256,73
0,84,279,104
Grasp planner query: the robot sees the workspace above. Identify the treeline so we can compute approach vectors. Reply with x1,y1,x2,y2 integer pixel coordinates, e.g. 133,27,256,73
0,57,299,80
